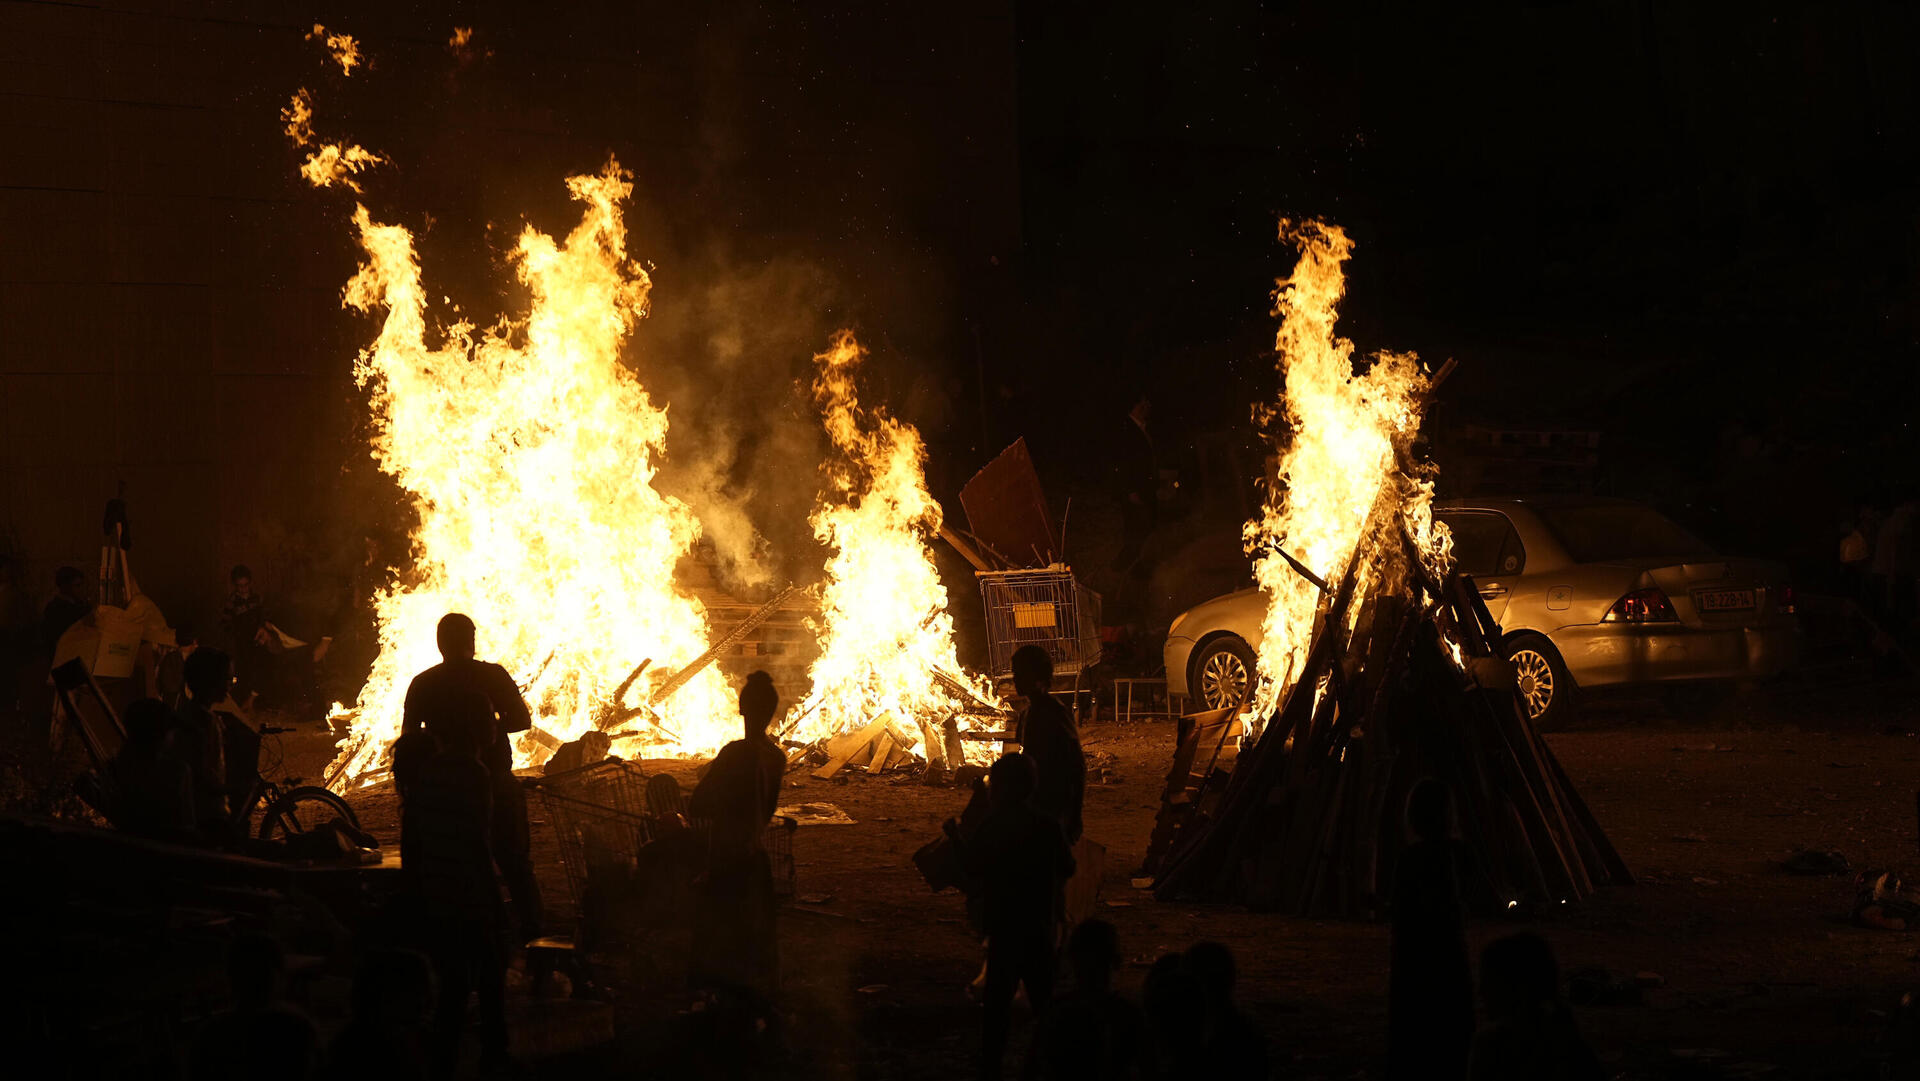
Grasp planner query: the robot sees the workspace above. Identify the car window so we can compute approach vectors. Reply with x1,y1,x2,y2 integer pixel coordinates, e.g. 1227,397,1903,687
1438,511,1527,577
1535,504,1716,563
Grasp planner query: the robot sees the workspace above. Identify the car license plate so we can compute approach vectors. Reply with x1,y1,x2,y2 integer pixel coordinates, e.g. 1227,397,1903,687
1696,589,1755,612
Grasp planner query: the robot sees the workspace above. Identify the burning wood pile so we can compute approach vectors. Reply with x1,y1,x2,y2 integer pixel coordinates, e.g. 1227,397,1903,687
288,51,1009,790
1145,220,1628,914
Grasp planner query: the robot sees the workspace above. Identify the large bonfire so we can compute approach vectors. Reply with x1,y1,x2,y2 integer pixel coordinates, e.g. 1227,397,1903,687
1243,219,1451,718
320,159,736,785
787,332,994,751
291,41,999,784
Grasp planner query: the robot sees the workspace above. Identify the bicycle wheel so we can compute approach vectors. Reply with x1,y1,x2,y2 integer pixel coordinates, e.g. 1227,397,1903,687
257,785,360,841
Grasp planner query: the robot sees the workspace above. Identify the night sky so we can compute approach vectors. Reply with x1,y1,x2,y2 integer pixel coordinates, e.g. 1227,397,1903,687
1010,2,1920,564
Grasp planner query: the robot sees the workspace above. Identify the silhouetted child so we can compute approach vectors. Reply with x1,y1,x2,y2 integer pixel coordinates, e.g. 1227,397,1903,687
1467,933,1603,1081
953,752,1076,1081
1186,942,1266,1078
321,948,435,1081
687,670,788,1007
1389,778,1473,1081
1141,952,1206,1081
190,933,321,1081
1030,919,1145,1080
398,684,509,1077
106,697,195,841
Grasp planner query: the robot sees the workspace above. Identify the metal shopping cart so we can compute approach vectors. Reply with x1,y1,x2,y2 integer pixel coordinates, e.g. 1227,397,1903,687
524,760,797,994
977,563,1102,701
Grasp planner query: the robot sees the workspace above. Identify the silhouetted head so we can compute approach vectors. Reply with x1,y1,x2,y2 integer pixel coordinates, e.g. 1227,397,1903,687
1129,393,1152,428
123,698,172,756
1405,777,1452,843
436,613,476,661
183,647,232,705
988,751,1037,807
229,564,253,596
431,685,493,760
350,948,435,1027
54,566,86,601
1067,919,1121,992
740,670,779,733
1186,941,1237,1011
391,729,436,799
1143,952,1206,1034
1012,645,1053,696
1479,933,1560,1021
227,932,285,1008
645,772,686,818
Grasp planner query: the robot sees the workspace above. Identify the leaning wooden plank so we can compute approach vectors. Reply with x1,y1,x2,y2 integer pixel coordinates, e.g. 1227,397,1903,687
863,732,896,773
812,716,890,779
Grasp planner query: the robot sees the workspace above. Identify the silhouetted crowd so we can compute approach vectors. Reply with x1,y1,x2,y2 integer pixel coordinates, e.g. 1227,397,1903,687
44,590,1611,1079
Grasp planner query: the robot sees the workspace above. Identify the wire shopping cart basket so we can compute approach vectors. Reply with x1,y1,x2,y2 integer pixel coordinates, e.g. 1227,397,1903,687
977,563,1103,682
529,760,797,917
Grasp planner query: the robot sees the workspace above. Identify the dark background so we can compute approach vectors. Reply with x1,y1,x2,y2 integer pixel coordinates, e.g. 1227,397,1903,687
3,1,1914,645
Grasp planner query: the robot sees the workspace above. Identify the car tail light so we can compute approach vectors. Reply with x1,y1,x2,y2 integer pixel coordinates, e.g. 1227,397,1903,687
1777,584,1795,615
1603,587,1678,623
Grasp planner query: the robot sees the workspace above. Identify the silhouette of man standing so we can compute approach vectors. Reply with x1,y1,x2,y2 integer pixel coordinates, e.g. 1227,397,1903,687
1011,645,1085,844
399,683,510,1076
955,752,1075,1081
688,670,788,1004
402,613,542,941
173,648,233,837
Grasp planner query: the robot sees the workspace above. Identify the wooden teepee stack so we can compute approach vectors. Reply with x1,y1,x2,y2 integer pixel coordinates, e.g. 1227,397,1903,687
1152,481,1630,916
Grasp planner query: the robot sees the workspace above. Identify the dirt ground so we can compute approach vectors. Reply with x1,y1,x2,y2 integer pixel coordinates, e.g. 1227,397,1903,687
279,673,1920,1080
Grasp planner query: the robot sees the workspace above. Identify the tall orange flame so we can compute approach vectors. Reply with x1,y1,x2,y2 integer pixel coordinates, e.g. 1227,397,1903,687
323,161,734,786
1245,220,1450,717
790,331,994,750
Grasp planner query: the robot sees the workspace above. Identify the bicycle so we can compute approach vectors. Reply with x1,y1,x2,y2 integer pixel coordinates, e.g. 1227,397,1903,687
237,722,362,842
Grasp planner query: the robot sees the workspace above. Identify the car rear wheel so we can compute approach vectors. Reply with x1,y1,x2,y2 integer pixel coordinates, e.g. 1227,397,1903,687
1191,636,1257,712
1505,633,1574,730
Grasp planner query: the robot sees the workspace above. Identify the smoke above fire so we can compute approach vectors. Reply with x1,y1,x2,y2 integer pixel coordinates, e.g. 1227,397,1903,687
290,33,995,784
1244,220,1451,717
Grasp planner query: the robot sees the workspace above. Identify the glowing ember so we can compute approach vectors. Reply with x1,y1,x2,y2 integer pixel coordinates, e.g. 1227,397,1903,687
321,160,734,786
282,88,385,193
1244,220,1450,717
306,24,362,75
789,331,996,750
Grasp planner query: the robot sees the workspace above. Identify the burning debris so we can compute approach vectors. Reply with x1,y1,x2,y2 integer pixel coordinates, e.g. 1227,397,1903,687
288,42,999,787
784,331,1001,759
320,160,736,787
1148,221,1627,914
1245,219,1449,718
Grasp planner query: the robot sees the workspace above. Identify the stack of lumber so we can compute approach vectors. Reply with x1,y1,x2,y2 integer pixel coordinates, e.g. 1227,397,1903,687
1151,496,1630,916
810,714,923,779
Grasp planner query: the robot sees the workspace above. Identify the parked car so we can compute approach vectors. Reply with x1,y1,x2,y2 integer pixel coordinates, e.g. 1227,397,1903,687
1163,496,1803,726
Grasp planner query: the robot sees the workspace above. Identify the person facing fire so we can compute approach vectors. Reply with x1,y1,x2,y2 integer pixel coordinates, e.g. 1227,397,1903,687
402,612,543,942
1011,644,1085,844
955,751,1076,1081
687,670,787,1005
398,683,510,1077
173,647,234,837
